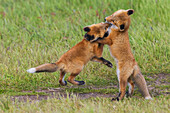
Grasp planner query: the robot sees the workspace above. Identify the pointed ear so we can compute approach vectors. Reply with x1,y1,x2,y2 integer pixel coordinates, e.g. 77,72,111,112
127,9,134,16
83,27,90,32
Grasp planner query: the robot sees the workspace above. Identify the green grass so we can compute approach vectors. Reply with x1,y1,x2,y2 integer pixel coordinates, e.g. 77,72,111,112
0,0,169,91
0,95,169,113
0,89,48,96
0,0,169,112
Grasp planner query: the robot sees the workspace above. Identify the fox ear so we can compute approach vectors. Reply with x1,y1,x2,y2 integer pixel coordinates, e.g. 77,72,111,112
127,9,134,15
84,27,90,32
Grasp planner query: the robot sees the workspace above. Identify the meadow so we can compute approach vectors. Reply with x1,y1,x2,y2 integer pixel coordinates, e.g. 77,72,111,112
0,0,169,112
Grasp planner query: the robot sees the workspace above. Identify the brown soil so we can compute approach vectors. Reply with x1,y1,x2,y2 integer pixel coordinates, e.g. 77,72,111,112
11,74,170,102
147,73,170,96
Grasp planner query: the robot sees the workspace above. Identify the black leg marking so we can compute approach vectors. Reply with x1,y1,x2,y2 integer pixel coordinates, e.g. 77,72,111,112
126,91,129,98
111,97,119,101
100,57,113,68
111,92,121,101
64,81,67,85
75,80,85,85
105,61,113,68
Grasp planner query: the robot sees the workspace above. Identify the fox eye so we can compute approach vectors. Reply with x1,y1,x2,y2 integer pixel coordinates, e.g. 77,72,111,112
112,20,114,22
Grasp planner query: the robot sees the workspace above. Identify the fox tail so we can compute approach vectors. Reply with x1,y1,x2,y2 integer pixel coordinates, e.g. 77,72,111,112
27,63,58,73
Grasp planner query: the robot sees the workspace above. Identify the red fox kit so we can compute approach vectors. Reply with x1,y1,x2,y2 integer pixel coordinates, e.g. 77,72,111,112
27,22,113,86
87,9,152,100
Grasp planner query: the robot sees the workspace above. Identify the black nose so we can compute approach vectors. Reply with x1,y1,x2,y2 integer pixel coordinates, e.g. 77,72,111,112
109,23,113,27
104,18,106,21
120,24,125,30
85,34,94,41
104,31,109,37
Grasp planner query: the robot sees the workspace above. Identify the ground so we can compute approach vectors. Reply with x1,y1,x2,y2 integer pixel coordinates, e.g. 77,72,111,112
11,74,170,102
0,0,169,112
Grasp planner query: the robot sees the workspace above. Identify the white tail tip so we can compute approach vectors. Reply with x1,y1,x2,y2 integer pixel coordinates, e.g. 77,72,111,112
145,96,152,100
27,68,36,73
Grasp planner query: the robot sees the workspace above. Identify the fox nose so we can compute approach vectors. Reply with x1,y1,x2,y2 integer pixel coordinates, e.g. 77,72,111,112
84,34,94,41
104,18,106,21
120,24,125,30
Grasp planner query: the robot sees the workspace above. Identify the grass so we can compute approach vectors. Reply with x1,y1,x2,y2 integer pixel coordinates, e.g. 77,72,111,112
0,89,48,96
65,87,119,94
0,0,169,112
0,0,169,91
0,95,169,113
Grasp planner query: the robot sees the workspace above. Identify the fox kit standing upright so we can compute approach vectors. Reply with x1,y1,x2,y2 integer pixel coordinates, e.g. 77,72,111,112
27,22,113,86
87,9,152,100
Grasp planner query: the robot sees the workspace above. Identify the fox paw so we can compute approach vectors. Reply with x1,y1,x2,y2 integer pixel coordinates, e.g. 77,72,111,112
59,80,67,86
75,80,85,85
125,91,133,98
104,61,113,68
126,91,130,98
111,92,121,101
111,97,119,101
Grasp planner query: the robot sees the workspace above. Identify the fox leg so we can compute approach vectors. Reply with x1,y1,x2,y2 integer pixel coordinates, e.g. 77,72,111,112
59,71,67,86
67,73,85,85
126,77,134,97
91,57,113,68
112,65,134,101
94,38,113,45
112,74,129,101
118,75,128,100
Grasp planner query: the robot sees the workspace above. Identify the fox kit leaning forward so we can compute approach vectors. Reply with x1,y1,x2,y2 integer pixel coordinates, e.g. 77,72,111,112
27,22,113,86
87,9,152,100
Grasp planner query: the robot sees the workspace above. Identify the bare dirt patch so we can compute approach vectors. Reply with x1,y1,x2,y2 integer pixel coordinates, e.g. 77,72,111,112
147,73,170,96
11,86,117,102
11,74,170,102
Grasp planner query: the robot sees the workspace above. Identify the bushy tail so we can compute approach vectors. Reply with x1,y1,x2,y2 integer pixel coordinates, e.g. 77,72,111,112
132,66,152,99
27,63,58,73
133,73,151,97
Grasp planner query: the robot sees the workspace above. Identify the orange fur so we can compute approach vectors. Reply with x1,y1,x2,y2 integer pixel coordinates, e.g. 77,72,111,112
90,9,152,100
27,22,113,86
